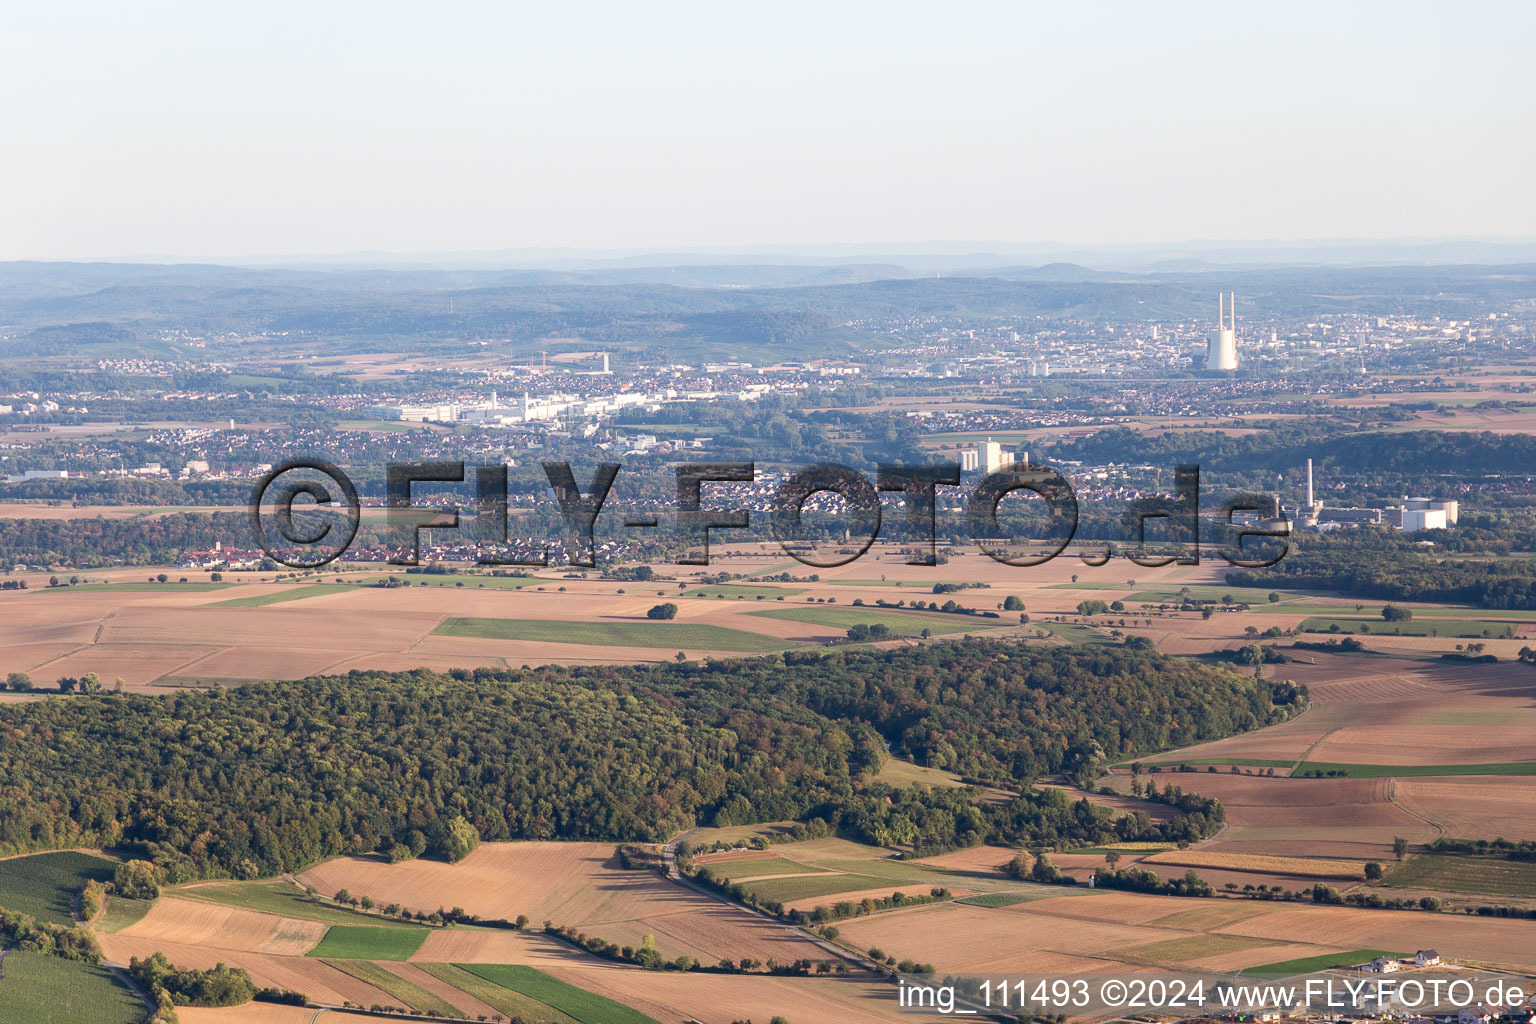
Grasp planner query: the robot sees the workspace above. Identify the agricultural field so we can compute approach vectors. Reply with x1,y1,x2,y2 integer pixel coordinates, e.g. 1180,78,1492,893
1381,855,1536,899
297,841,829,966
700,836,1029,910
460,963,661,1024
0,850,117,926
434,615,802,652
305,924,431,960
115,896,329,954
1140,850,1368,881
322,959,466,1016
747,605,1007,636
0,951,146,1024
173,879,428,929
1111,652,1536,861
0,544,1232,687
1299,616,1521,638
834,887,1536,976
683,584,806,598
414,963,584,1023
1243,949,1406,974
210,583,357,607
96,896,154,933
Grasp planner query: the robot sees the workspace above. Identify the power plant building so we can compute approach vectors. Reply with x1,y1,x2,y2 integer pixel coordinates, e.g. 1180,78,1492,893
1207,292,1239,371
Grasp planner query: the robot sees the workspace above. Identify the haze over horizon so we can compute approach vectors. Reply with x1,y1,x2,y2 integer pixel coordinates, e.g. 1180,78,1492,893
4,0,1533,261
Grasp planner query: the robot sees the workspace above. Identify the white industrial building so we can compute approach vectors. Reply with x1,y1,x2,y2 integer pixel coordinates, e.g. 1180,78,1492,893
1206,292,1239,371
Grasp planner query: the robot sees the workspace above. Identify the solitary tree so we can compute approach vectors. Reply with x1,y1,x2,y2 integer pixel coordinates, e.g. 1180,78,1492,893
647,602,678,620
1392,836,1410,861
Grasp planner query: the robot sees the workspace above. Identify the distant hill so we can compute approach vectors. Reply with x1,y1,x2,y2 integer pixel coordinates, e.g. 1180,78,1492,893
3,260,1534,356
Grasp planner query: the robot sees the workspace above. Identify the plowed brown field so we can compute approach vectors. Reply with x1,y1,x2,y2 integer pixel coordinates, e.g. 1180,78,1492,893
299,841,827,965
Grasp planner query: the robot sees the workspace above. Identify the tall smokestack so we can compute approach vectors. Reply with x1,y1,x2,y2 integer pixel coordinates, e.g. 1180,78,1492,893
1218,292,1224,326
1306,458,1314,508
1229,292,1236,331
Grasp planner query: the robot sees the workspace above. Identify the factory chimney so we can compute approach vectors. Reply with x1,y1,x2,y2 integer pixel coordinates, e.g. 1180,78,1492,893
1306,458,1314,507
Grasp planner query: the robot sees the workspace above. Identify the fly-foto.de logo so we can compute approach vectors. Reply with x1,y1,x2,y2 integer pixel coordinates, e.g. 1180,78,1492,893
249,458,1289,570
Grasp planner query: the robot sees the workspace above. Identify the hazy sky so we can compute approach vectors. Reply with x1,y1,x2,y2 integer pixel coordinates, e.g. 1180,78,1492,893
3,1,1533,260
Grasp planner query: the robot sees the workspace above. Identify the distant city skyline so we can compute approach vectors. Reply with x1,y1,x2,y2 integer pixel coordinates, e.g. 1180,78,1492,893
3,1,1533,261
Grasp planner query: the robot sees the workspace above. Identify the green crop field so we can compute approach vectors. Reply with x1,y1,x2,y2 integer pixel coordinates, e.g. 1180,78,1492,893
175,880,424,929
0,952,145,1024
702,856,829,880
306,924,430,960
1383,855,1536,898
958,891,1055,908
434,616,799,652
1242,949,1405,975
1300,616,1517,638
96,896,154,933
414,963,581,1024
211,584,354,607
737,872,893,902
683,584,806,599
0,851,116,926
1037,621,1115,645
748,605,1002,636
460,964,661,1024
323,959,462,1016
1295,761,1536,778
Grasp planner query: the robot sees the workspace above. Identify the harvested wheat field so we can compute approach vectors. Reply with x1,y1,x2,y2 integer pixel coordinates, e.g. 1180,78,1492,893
299,841,827,965
1393,775,1536,840
836,888,1536,976
1308,724,1536,766
409,924,590,967
1142,851,1366,880
546,960,951,1024
1215,903,1536,968
834,899,1195,973
99,934,396,1006
180,1007,377,1024
1112,774,1434,860
116,897,327,954
911,845,1021,873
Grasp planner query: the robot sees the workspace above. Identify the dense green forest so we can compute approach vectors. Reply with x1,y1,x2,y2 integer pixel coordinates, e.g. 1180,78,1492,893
1228,531,1536,608
0,641,1294,877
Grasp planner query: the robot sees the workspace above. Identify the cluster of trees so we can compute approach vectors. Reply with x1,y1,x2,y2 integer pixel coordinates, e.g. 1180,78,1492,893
129,953,257,1008
0,906,101,962
0,511,251,567
0,641,1280,878
1230,533,1536,609
1004,851,1074,885
1431,837,1536,860
1094,866,1214,898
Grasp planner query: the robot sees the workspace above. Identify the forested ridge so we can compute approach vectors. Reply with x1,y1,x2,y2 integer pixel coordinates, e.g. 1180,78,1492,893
1228,531,1536,608
0,640,1295,878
